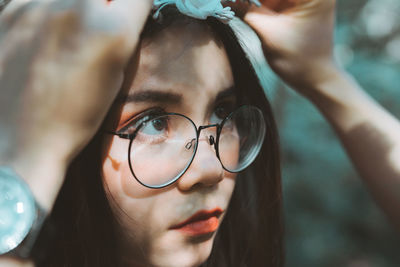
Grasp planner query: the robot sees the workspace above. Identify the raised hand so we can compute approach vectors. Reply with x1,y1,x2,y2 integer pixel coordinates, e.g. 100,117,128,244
233,0,400,232
231,0,336,96
0,0,152,210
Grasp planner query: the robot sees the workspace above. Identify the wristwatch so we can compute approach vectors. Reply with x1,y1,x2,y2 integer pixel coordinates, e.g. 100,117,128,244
0,166,48,260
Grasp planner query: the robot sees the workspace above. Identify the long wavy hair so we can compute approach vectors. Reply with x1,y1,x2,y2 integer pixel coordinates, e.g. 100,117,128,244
41,9,284,267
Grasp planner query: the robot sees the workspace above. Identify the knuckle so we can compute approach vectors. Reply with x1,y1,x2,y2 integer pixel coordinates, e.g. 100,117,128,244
89,17,133,58
103,33,133,63
1,0,43,25
47,8,80,26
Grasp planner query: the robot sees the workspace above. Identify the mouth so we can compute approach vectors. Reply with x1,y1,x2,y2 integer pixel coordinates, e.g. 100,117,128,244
170,208,223,236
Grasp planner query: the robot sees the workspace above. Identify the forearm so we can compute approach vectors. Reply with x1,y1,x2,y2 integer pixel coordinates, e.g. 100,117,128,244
0,152,67,212
0,257,35,267
308,66,400,229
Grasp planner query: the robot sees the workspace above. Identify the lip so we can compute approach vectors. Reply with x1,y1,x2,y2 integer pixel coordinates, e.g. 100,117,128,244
170,208,223,236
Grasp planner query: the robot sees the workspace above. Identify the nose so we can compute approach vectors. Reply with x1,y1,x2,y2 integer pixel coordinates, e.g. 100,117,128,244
177,131,223,191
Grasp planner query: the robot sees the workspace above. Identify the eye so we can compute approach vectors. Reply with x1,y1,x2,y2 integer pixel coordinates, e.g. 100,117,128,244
210,102,236,124
141,117,169,135
117,108,166,137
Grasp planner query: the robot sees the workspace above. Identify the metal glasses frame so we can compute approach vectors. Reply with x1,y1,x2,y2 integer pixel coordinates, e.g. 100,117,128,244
106,105,264,189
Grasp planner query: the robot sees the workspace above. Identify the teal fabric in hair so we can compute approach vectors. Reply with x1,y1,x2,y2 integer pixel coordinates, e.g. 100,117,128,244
153,0,261,23
152,0,277,99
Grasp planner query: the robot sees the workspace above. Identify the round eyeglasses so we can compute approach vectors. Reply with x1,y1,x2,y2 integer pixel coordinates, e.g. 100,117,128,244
107,105,266,189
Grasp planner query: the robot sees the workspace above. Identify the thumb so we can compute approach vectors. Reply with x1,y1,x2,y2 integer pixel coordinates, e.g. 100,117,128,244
243,6,287,51
108,0,152,26
104,0,152,62
107,0,152,43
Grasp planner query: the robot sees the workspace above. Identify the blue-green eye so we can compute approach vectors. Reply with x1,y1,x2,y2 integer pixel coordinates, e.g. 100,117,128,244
141,117,169,135
210,102,236,124
117,108,167,136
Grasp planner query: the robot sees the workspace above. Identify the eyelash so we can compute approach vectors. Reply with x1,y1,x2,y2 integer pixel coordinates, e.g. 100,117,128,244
117,108,167,136
117,99,237,136
211,100,236,122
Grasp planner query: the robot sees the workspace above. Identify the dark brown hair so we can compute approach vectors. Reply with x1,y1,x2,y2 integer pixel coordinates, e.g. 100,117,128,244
41,9,283,267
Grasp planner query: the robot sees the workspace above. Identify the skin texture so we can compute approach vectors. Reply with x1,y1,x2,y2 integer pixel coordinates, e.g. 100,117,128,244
101,22,237,267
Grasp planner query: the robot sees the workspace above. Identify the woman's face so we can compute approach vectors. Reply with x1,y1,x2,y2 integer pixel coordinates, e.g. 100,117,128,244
101,22,236,267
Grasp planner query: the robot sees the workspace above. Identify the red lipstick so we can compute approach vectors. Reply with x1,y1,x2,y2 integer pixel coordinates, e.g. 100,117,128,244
170,208,223,236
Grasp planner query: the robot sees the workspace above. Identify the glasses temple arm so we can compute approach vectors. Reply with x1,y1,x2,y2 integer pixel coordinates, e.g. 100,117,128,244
103,130,132,139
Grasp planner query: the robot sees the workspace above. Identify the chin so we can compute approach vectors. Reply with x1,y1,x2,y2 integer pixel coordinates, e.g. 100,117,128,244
150,235,215,267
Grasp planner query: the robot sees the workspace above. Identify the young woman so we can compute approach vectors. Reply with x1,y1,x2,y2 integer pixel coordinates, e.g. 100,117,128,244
1,1,283,266
1,0,400,266
41,8,283,267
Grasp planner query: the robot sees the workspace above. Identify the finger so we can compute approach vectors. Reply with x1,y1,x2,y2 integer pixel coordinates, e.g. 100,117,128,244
243,4,290,53
107,0,152,32
105,0,152,54
260,0,283,10
0,0,43,23
259,0,313,12
0,0,49,46
0,0,12,12
227,0,287,18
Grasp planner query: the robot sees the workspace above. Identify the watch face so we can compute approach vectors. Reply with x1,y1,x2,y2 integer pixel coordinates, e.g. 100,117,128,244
0,168,36,255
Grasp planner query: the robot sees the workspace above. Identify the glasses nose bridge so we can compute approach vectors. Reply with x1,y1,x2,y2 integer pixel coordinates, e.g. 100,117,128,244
197,123,219,134
197,124,219,145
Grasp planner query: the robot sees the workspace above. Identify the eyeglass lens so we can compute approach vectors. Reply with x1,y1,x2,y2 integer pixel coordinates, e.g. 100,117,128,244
128,106,266,188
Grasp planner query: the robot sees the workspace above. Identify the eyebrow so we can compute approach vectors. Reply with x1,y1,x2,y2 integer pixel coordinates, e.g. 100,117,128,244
117,90,183,105
215,86,236,101
117,86,236,105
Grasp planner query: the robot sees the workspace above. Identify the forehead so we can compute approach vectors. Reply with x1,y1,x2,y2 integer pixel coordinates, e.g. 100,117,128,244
128,21,234,100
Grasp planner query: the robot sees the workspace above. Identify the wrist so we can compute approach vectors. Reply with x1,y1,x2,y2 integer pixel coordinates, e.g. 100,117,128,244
305,64,351,103
305,66,375,131
0,151,67,212
307,66,359,107
0,257,34,267
273,56,340,98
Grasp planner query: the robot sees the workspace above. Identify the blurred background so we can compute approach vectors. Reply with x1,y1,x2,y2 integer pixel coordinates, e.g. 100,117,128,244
272,0,400,266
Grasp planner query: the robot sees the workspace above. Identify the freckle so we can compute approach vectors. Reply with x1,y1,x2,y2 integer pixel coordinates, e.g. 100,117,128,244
108,156,121,170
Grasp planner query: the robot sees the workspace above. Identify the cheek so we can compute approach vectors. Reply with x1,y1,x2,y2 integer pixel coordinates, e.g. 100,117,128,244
100,136,238,265
100,137,169,246
101,136,162,199
221,172,237,204
218,131,240,170
128,142,190,188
